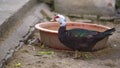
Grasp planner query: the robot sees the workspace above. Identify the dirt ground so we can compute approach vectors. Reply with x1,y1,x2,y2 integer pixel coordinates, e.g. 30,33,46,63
5,20,120,68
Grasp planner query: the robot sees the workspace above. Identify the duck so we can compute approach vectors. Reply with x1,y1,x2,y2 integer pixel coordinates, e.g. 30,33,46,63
52,14,115,58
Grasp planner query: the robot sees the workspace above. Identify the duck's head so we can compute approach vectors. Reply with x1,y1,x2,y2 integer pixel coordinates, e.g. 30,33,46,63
51,14,66,26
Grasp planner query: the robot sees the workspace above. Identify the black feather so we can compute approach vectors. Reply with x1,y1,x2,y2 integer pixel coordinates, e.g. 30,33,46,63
58,26,115,51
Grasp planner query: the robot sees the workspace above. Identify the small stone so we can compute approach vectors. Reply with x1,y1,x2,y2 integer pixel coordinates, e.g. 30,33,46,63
75,19,92,23
113,44,117,47
83,15,97,20
99,16,114,21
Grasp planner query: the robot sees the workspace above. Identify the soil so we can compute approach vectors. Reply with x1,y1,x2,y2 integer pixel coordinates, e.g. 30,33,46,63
5,21,120,68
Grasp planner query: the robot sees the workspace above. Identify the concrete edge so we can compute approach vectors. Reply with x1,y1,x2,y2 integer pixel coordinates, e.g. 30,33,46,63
0,0,38,37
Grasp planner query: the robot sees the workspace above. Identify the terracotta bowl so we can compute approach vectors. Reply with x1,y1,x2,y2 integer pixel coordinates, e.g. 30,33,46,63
35,22,110,51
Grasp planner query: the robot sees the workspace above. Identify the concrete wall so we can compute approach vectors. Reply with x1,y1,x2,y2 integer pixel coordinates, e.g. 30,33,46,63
54,0,116,16
0,0,38,67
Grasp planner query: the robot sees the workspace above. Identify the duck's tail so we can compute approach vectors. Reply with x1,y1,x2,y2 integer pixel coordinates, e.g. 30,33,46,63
103,28,115,35
94,28,115,40
88,28,115,51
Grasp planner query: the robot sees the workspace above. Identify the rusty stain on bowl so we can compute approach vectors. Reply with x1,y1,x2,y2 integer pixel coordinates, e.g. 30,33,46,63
35,22,110,51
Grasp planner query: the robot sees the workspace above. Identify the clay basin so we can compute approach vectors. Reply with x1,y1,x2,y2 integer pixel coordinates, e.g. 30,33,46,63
35,22,110,51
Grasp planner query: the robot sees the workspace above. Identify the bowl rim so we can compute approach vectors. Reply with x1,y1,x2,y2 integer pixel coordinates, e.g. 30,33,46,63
35,22,58,33
35,22,111,33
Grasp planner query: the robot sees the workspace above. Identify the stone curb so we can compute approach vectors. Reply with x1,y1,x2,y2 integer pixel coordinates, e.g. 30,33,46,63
0,0,39,67
0,0,38,37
